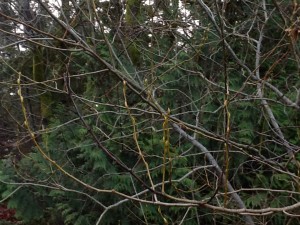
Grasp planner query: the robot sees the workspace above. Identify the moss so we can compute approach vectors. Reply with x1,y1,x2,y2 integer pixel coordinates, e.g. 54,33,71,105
32,47,53,122
125,0,142,26
125,0,142,66
32,47,44,83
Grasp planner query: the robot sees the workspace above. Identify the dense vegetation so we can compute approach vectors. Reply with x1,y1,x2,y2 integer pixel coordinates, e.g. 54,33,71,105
0,0,299,224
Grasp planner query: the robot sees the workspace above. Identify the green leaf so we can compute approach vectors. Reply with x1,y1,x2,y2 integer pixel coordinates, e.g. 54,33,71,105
245,193,267,208
7,189,43,222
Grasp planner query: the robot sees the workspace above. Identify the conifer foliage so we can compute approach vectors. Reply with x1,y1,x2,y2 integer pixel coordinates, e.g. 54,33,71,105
0,0,299,224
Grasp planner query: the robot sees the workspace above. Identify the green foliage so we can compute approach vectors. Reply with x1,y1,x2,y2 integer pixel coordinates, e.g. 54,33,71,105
0,1,300,225
7,189,43,222
245,193,267,208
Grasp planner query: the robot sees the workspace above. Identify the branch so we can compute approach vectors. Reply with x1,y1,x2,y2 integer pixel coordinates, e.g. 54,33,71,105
196,0,300,110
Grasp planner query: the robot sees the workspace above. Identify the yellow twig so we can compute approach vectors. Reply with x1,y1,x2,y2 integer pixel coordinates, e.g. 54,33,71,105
123,80,158,201
162,108,171,193
17,72,111,193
